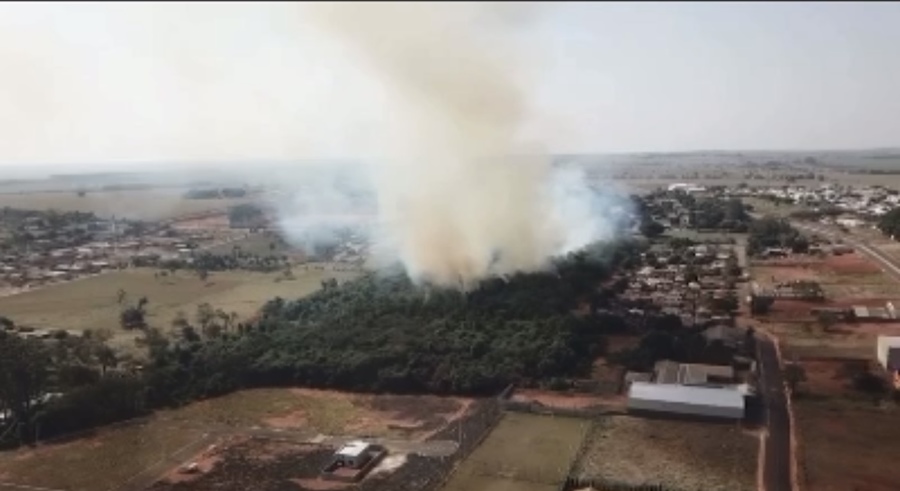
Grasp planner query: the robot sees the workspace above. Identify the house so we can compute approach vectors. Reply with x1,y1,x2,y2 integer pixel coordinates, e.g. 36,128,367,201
627,382,745,420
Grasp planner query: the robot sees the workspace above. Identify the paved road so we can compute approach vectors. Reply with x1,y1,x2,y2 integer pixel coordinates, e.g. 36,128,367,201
757,335,792,491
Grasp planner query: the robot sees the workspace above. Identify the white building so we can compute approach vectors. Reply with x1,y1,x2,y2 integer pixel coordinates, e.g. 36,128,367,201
627,381,745,419
334,440,373,469
877,336,900,389
877,336,900,371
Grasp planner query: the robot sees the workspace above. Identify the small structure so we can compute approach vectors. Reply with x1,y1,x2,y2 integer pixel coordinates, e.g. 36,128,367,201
876,336,900,388
627,382,745,420
334,440,373,469
321,440,387,483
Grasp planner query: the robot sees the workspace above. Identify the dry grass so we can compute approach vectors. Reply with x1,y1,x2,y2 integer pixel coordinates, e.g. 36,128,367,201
795,399,900,491
0,388,467,491
573,416,757,491
0,267,358,351
0,190,253,220
440,412,590,491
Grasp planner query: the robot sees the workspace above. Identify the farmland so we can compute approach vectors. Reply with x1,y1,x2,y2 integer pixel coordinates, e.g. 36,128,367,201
0,190,253,220
440,412,590,491
0,267,358,350
571,416,757,491
0,388,473,491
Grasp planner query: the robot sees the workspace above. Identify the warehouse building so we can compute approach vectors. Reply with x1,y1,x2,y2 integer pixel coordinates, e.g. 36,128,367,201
627,381,745,420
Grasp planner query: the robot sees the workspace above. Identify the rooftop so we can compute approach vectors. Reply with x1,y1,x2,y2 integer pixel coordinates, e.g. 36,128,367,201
629,382,745,409
336,440,370,458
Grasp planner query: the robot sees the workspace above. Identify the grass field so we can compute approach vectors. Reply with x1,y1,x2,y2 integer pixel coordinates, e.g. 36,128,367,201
0,190,252,220
440,412,590,491
0,388,469,491
572,416,757,491
0,267,358,350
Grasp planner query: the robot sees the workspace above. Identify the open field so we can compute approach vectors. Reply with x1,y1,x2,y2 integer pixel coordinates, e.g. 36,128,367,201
791,358,900,491
440,412,590,491
0,267,358,350
750,251,900,357
0,190,253,220
753,252,896,301
572,416,757,491
0,388,472,491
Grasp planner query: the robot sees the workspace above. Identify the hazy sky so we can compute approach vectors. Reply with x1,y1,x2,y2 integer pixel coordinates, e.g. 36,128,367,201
0,2,898,170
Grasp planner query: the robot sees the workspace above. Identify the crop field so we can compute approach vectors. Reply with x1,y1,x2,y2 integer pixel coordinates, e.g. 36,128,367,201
0,190,253,220
572,416,757,491
0,267,358,350
0,388,472,491
440,412,590,491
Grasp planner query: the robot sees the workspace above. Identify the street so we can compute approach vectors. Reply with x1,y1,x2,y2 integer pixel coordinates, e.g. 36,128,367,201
757,335,792,491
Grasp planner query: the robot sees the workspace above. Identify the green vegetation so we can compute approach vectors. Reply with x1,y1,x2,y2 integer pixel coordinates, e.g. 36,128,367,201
184,187,248,199
747,216,808,255
144,239,643,404
227,203,265,228
877,207,900,238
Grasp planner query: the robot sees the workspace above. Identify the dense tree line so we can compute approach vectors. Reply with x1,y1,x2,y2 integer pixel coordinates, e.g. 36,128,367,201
184,187,248,199
143,239,643,405
159,250,288,274
227,203,265,228
878,207,900,239
747,216,808,255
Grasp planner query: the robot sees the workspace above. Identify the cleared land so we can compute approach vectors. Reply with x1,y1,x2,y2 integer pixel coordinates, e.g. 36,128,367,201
751,252,900,358
792,359,900,491
572,416,757,491
751,248,900,490
0,267,358,350
0,388,471,491
0,190,253,220
440,412,590,491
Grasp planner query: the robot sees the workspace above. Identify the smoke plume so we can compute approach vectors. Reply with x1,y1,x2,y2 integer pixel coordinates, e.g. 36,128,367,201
288,2,630,288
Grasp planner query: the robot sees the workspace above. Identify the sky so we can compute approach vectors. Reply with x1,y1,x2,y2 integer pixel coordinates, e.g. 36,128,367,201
0,1,899,172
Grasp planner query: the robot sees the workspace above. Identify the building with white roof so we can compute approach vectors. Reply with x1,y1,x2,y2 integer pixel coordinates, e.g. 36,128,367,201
627,381,745,420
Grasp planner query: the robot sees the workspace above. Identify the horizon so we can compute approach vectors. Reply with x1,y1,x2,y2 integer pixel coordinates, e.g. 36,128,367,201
1,3,899,167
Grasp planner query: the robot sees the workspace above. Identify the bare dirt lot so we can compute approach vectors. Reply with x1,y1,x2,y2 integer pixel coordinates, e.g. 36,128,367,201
795,399,900,491
0,389,472,491
572,416,757,491
440,412,590,491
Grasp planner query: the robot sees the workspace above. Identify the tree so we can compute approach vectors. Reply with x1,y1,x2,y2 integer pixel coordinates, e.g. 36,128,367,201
639,218,665,238
0,334,52,425
119,306,146,330
784,362,807,393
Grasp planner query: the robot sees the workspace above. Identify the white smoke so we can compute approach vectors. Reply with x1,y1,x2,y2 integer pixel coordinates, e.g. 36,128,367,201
268,2,633,288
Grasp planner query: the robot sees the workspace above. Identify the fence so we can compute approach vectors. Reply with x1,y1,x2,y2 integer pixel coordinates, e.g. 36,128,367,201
562,477,699,491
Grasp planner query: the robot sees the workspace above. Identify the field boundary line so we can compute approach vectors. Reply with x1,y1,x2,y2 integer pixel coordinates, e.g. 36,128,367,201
0,482,68,491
